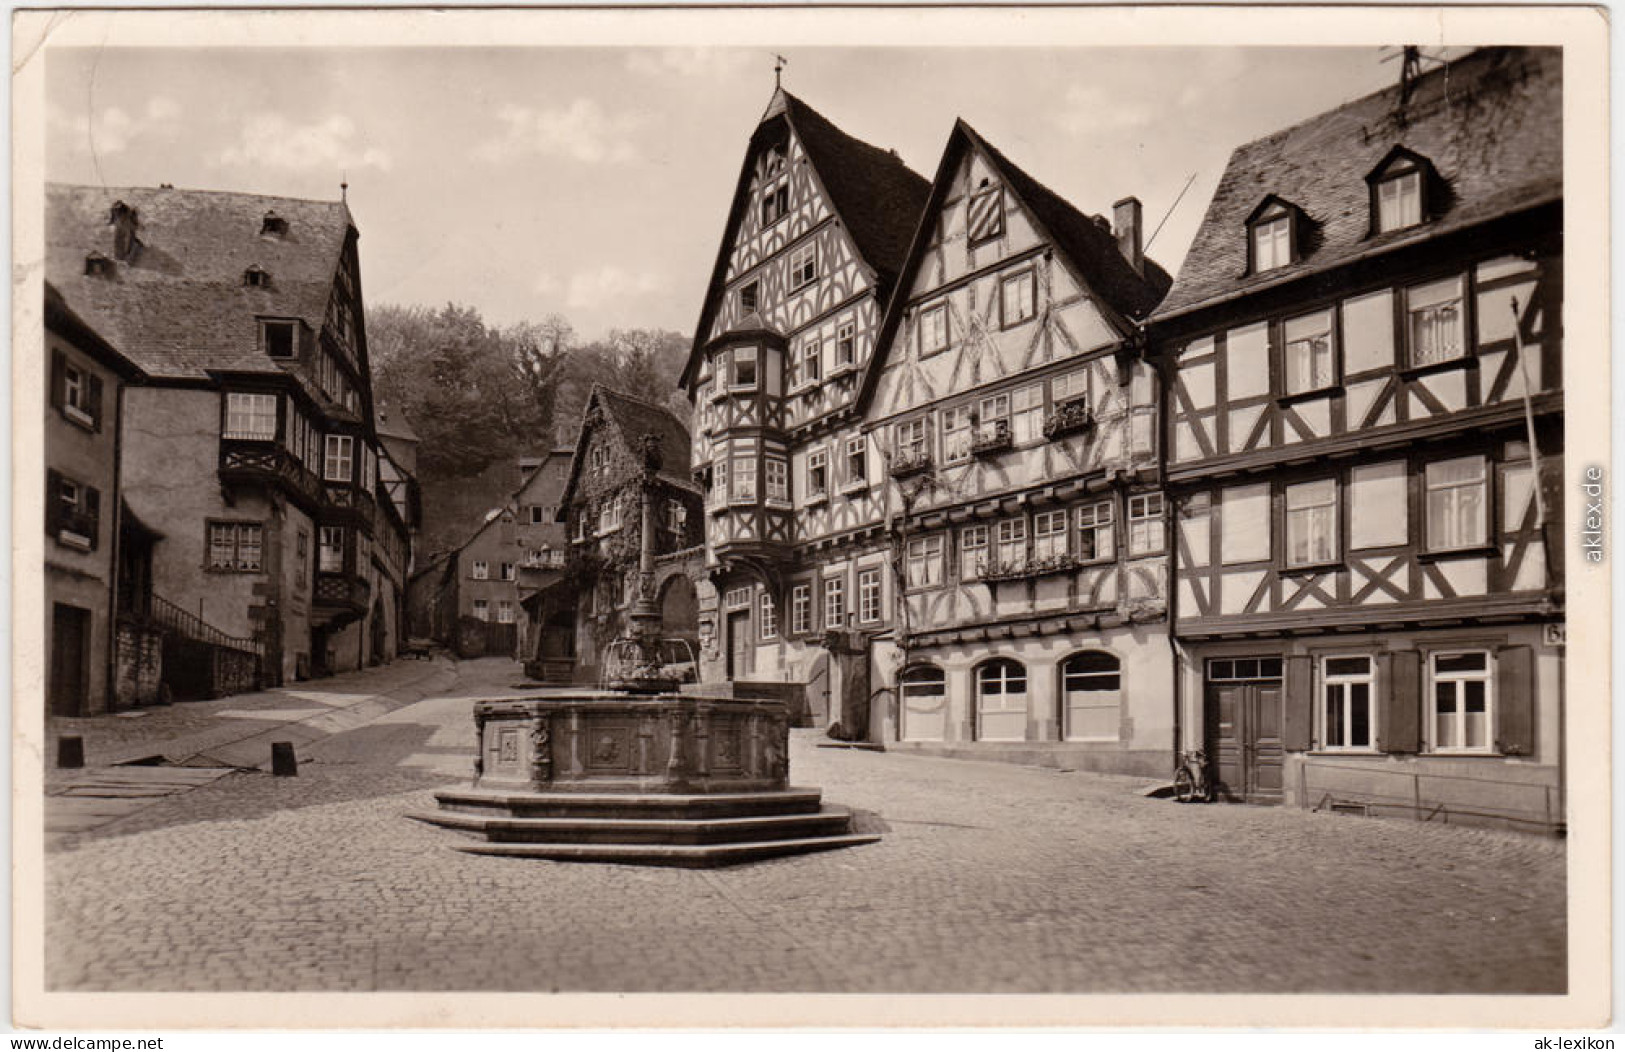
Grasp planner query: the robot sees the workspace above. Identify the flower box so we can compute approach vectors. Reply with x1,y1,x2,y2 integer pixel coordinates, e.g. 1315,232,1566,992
890,449,933,479
1043,398,1094,440
970,420,1013,457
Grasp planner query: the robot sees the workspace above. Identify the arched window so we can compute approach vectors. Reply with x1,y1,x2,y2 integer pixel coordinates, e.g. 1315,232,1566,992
899,665,947,743
976,658,1027,742
1061,651,1122,741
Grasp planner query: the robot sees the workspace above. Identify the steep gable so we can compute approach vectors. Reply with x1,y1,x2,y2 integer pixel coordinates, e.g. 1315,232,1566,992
557,385,698,515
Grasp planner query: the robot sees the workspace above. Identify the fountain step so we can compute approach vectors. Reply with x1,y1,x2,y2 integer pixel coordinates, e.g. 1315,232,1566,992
448,832,883,868
433,786,827,821
407,806,857,846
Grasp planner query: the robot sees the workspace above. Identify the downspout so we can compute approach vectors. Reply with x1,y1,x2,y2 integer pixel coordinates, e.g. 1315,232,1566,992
107,379,127,712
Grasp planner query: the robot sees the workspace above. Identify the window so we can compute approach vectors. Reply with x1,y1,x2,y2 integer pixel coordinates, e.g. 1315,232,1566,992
724,587,752,611
1062,652,1121,741
896,418,928,460
599,497,622,533
976,659,1027,742
471,560,489,580
204,522,262,572
225,392,278,441
978,392,1011,441
324,434,354,482
497,600,515,624
530,505,547,525
800,337,822,385
766,456,789,503
1431,650,1492,752
666,499,688,532
836,323,856,367
1322,656,1375,751
319,526,344,572
823,576,845,629
500,562,516,581
920,303,949,356
968,183,1004,244
1011,384,1044,444
844,437,866,487
732,346,759,390
858,568,882,623
941,405,973,465
1375,163,1424,233
1405,276,1466,368
740,282,759,314
1077,501,1115,562
1032,511,1069,562
1000,268,1036,327
472,599,490,622
1286,479,1339,567
900,665,948,740
710,460,728,508
791,584,811,636
960,525,989,581
1127,494,1165,555
1283,310,1336,396
589,446,607,476
261,319,297,358
1221,484,1271,564
732,455,757,502
790,244,818,290
807,449,828,499
1251,203,1293,272
996,518,1027,571
1425,456,1488,551
906,535,945,589
759,591,777,640
1050,369,1089,407
47,471,98,549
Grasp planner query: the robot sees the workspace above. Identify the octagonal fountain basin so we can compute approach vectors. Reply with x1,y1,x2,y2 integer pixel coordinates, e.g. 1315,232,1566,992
409,692,879,867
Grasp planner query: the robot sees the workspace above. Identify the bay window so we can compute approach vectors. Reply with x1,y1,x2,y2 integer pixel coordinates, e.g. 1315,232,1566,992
225,392,278,441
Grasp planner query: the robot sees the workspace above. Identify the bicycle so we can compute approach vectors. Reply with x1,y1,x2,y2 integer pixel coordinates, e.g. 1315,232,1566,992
1172,748,1213,803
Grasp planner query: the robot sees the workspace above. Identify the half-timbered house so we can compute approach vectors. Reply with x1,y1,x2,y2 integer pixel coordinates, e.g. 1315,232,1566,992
678,88,929,725
1147,47,1563,829
862,122,1173,772
46,185,412,688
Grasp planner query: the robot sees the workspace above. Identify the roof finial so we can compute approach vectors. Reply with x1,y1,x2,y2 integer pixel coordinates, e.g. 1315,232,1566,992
774,54,788,90
340,171,348,203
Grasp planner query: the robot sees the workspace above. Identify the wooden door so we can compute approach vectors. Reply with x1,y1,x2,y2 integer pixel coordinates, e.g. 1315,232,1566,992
804,651,831,727
1205,678,1284,804
726,611,752,680
50,603,90,717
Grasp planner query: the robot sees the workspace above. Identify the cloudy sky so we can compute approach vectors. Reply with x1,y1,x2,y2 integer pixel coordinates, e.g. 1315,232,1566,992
46,40,1440,341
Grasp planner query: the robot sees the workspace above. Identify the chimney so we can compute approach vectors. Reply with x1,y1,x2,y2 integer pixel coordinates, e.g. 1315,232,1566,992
1113,196,1144,276
108,201,140,262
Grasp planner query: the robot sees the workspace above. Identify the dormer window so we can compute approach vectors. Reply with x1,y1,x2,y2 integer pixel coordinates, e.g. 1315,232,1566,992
1245,196,1302,274
1367,147,1435,235
260,318,298,358
84,252,114,278
244,265,272,288
261,211,289,237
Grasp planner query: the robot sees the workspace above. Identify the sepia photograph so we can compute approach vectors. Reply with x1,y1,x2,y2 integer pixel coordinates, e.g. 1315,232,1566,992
12,4,1610,1032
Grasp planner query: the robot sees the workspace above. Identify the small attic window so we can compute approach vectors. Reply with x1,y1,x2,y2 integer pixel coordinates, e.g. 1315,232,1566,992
1245,196,1301,274
968,182,1004,245
261,318,298,359
1367,147,1435,235
84,252,115,278
261,212,289,237
244,265,272,288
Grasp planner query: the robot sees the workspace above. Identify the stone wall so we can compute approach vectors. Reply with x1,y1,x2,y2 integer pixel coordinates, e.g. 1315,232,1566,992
113,620,164,708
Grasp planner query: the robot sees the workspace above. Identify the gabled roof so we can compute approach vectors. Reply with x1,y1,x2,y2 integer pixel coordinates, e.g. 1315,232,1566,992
1153,46,1562,323
45,184,355,380
679,90,930,387
374,403,420,444
858,119,1173,409
557,384,699,515
44,280,146,382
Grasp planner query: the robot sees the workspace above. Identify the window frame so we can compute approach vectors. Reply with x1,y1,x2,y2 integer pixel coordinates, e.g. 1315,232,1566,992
1428,649,1495,755
789,243,818,292
1284,477,1341,570
1076,499,1116,564
759,590,778,640
224,391,279,442
470,560,490,581
318,526,345,573
260,317,299,359
739,281,760,315
1280,307,1341,400
905,534,945,591
1032,509,1070,562
857,567,883,624
731,454,757,504
1319,654,1377,752
323,433,355,483
790,583,812,636
1127,493,1166,556
843,436,867,489
823,574,846,629
1247,200,1296,274
919,302,950,357
835,322,857,368
806,448,829,500
765,455,790,505
999,267,1037,329
960,524,990,582
1060,651,1123,743
1423,454,1491,554
205,520,265,573
731,345,760,391
975,658,1028,742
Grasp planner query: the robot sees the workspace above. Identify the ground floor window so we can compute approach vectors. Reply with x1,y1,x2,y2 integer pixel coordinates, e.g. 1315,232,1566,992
497,600,515,624
976,658,1027,741
1321,655,1374,750
472,599,490,621
207,521,264,572
900,664,948,742
1061,651,1121,741
1430,650,1492,752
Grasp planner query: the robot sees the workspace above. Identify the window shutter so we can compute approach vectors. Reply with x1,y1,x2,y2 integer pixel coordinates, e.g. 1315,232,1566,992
50,352,65,410
1380,650,1422,753
86,486,101,550
45,468,62,534
1282,655,1312,752
1494,644,1535,756
88,374,104,432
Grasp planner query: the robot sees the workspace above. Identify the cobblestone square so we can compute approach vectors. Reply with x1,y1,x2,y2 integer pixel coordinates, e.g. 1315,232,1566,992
43,660,1565,996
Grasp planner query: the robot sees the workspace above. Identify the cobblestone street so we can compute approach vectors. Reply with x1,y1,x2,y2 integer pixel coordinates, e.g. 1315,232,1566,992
43,658,1566,995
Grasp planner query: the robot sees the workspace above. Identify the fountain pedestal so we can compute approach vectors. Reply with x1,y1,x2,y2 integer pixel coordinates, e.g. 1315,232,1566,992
413,692,878,866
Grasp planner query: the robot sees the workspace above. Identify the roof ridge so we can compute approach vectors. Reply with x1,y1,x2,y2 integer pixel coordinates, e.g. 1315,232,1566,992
595,383,687,423
47,181,346,209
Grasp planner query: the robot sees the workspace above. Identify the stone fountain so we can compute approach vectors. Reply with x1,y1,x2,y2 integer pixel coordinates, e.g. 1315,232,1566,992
411,435,878,866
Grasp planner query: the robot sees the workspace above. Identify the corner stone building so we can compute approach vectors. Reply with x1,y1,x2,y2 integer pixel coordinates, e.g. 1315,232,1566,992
46,185,411,689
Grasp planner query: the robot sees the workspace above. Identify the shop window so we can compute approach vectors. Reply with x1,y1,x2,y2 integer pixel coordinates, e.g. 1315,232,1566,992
976,658,1027,742
1062,651,1121,741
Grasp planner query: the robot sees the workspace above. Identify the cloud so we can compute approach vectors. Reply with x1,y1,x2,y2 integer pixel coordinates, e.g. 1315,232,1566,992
1053,84,1157,136
625,48,753,80
474,100,640,165
49,95,183,156
563,266,668,311
215,113,393,173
